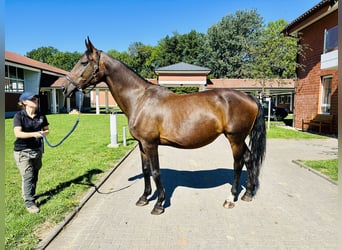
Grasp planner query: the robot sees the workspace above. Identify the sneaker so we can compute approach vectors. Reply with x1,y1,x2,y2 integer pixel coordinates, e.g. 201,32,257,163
26,204,40,214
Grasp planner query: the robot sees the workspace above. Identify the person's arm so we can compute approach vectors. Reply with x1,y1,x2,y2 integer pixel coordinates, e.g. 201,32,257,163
41,125,49,136
13,126,43,139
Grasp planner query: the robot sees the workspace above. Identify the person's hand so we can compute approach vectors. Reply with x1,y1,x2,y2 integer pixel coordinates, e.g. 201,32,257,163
33,132,44,138
40,130,49,137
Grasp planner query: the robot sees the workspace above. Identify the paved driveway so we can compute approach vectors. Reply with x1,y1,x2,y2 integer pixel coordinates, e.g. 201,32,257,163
42,136,338,250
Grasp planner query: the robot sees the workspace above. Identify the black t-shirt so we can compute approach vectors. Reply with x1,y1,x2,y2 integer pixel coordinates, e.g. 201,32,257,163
13,110,49,151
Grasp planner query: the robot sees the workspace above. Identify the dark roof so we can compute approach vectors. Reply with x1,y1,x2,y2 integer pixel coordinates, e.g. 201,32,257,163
155,62,211,73
282,0,338,35
5,51,68,76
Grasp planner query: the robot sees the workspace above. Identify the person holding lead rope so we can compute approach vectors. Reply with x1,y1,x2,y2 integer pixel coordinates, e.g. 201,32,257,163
13,92,49,214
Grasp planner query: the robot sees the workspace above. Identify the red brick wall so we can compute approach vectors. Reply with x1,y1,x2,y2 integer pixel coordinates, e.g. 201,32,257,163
295,11,338,134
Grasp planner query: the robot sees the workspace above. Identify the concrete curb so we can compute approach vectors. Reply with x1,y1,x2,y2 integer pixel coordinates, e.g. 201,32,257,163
36,143,138,250
292,160,337,185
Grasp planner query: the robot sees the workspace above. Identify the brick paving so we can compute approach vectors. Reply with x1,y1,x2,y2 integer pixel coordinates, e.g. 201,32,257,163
42,136,338,250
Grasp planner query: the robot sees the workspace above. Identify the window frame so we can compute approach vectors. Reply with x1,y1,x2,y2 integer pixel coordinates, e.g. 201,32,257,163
320,75,332,114
4,65,25,93
323,25,338,53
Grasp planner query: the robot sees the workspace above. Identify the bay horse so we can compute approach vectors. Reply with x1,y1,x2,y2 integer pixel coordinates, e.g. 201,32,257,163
62,38,266,215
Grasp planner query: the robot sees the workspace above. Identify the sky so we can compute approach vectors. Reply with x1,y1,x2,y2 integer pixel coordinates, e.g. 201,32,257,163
5,0,321,55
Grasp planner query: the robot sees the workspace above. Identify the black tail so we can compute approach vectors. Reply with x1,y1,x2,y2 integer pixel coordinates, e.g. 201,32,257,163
248,96,266,189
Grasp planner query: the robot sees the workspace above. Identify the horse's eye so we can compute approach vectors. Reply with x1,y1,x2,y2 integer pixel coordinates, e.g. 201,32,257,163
81,61,88,66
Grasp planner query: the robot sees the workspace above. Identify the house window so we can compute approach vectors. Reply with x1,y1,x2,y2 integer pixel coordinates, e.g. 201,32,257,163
323,25,338,53
5,65,25,93
320,76,332,114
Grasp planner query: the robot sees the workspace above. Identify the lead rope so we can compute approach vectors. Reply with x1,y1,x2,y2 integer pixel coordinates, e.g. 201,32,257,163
41,91,84,148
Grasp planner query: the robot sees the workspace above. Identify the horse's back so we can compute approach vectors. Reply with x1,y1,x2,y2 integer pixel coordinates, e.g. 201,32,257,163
131,88,258,148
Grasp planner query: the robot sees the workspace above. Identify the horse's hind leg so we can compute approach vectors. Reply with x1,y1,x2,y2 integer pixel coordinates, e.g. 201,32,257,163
223,139,247,209
241,148,256,202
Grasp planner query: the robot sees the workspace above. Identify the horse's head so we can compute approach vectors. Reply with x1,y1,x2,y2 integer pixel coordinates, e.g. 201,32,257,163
62,37,104,97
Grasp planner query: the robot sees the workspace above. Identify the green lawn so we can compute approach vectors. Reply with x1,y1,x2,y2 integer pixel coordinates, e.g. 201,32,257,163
5,116,336,249
266,120,326,139
5,114,135,249
267,120,337,182
303,159,338,182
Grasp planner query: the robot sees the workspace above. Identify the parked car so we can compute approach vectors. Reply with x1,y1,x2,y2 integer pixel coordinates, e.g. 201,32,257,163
262,101,288,121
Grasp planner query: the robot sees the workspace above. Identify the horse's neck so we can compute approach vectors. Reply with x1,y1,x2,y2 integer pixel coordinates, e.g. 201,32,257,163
104,55,149,117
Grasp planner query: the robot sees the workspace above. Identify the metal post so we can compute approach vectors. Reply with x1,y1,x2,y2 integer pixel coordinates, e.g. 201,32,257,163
108,111,119,148
266,97,271,130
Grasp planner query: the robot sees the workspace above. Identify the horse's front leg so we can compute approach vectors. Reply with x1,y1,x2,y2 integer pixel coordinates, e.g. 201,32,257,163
149,144,165,215
136,142,165,215
136,143,152,206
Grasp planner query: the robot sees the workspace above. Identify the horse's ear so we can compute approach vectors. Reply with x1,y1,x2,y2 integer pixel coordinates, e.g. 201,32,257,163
85,37,96,53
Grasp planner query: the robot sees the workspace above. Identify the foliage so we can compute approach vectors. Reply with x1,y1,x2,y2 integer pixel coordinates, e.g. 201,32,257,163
26,47,81,71
168,87,199,94
107,49,134,68
49,51,82,71
5,114,135,249
155,30,205,68
201,10,263,78
26,46,59,63
244,20,301,95
128,42,157,78
247,20,298,79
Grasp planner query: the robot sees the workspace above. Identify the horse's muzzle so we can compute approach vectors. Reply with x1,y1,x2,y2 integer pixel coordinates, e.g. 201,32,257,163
60,76,78,97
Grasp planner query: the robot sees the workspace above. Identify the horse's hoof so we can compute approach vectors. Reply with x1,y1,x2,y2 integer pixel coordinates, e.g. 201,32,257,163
223,200,235,209
241,193,253,202
151,205,164,215
136,198,149,206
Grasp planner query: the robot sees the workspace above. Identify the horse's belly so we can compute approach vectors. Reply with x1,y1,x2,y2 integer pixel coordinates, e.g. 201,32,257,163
159,127,221,149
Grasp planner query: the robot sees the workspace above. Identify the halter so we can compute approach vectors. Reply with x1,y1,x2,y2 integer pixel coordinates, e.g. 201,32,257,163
65,50,102,93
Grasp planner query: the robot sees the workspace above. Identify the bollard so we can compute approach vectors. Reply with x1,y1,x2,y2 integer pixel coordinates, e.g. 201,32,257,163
123,127,127,146
108,111,119,148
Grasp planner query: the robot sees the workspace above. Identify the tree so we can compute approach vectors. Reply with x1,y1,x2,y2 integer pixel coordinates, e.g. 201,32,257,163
107,49,134,69
49,51,82,71
127,42,156,78
155,30,205,67
26,47,81,71
26,46,59,65
246,19,298,80
244,19,303,96
200,10,263,78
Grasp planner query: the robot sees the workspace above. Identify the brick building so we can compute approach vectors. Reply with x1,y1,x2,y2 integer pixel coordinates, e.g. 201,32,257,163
283,0,338,134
